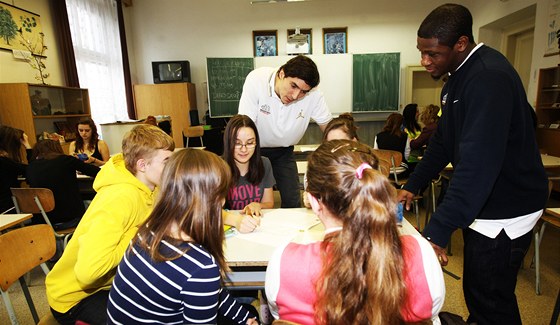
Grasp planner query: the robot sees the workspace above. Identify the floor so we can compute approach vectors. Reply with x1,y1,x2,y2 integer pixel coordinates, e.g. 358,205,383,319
1,194,559,324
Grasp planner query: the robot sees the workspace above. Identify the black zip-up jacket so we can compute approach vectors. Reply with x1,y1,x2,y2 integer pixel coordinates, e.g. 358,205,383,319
403,45,548,247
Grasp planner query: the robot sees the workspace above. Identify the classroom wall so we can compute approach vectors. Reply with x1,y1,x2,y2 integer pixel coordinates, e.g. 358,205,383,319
0,0,554,122
123,0,548,117
0,0,64,87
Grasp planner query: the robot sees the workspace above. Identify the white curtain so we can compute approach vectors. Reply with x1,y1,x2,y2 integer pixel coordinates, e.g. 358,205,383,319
66,0,128,127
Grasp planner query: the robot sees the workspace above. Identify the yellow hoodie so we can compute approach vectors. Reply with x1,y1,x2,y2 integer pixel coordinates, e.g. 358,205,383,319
46,153,157,313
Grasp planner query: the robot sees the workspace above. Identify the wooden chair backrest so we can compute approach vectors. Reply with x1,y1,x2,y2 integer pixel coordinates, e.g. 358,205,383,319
11,188,55,214
0,224,55,291
372,149,403,177
183,125,204,137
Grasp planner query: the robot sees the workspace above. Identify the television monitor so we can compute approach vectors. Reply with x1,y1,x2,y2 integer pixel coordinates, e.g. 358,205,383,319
152,60,191,84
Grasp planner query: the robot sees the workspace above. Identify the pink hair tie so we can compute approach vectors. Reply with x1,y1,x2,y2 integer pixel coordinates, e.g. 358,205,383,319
355,162,372,179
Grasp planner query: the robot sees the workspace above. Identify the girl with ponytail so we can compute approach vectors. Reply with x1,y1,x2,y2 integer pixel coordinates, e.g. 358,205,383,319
265,140,445,324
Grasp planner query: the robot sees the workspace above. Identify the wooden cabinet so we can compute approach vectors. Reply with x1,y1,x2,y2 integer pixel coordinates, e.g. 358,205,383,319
0,83,91,156
133,82,197,147
536,67,560,156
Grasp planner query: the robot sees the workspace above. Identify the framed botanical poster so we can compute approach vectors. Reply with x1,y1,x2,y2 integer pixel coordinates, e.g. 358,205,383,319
253,30,278,57
545,0,560,56
0,1,43,55
323,27,347,54
287,28,312,54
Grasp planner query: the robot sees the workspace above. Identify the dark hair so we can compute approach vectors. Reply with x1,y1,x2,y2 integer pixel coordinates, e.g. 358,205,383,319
0,125,25,162
382,113,405,137
402,104,421,135
223,114,264,185
74,118,99,153
306,140,404,324
134,149,232,275
322,113,359,142
32,139,64,160
418,3,475,48
279,55,320,89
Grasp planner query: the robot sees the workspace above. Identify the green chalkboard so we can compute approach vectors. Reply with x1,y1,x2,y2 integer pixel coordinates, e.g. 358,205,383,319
207,57,254,117
352,53,400,112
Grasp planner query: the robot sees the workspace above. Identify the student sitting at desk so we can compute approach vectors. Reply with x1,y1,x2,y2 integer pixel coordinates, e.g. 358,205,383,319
0,125,32,213
302,113,360,208
46,125,174,325
107,149,257,325
374,112,411,174
26,139,99,230
223,114,275,232
410,104,440,151
69,118,110,167
265,140,445,324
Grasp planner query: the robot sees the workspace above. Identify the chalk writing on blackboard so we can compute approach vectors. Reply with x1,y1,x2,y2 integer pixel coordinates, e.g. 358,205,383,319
207,57,254,117
352,53,400,112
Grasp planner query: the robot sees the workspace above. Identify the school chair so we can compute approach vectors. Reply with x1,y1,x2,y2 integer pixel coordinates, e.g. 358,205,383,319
11,188,76,250
533,181,559,295
0,224,55,325
183,125,204,148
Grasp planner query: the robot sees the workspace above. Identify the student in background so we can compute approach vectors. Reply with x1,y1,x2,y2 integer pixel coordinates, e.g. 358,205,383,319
238,55,333,208
0,125,32,213
223,114,275,232
402,103,422,139
46,124,175,325
69,118,110,167
399,4,548,324
26,139,99,229
322,112,359,142
374,113,411,170
302,113,360,208
410,104,440,151
265,140,444,324
107,149,258,325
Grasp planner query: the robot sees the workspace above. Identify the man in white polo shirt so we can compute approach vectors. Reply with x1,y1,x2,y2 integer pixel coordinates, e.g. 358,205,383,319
238,55,332,208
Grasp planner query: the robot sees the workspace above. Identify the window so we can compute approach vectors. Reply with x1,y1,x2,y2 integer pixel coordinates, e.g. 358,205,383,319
66,0,128,126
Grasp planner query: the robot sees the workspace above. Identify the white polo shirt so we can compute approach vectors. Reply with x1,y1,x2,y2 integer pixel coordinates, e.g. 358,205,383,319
238,67,332,148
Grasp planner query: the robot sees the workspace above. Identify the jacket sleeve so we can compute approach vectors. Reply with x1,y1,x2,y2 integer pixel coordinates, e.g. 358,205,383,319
422,71,515,247
74,187,144,285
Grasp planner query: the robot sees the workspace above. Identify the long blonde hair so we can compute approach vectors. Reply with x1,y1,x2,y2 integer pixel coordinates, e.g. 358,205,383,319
306,140,405,324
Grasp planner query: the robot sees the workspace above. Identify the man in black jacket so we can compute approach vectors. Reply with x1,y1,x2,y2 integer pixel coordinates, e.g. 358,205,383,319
398,4,548,325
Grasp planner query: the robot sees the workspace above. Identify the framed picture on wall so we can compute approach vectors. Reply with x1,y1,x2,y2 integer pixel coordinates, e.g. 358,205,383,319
323,27,347,54
0,1,44,55
253,30,278,57
287,28,312,54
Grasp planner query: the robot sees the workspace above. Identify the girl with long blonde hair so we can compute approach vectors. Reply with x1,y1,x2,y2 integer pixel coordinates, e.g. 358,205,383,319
265,140,445,324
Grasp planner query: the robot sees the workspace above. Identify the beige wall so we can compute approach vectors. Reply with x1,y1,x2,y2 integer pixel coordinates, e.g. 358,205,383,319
0,0,64,86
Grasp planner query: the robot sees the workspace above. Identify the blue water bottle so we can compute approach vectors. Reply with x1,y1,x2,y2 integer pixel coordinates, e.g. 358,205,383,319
396,202,404,225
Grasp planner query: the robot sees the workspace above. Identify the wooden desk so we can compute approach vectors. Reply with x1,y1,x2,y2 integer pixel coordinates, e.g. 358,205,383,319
546,208,560,218
0,214,32,231
224,208,419,288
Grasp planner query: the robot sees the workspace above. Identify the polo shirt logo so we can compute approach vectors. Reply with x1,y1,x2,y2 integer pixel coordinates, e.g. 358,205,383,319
260,104,271,115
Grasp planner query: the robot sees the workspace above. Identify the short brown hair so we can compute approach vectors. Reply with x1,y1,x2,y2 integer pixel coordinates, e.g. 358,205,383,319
122,124,175,174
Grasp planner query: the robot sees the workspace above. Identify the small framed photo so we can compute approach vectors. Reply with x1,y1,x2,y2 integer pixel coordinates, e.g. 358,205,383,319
253,30,278,57
287,28,312,54
323,27,347,54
